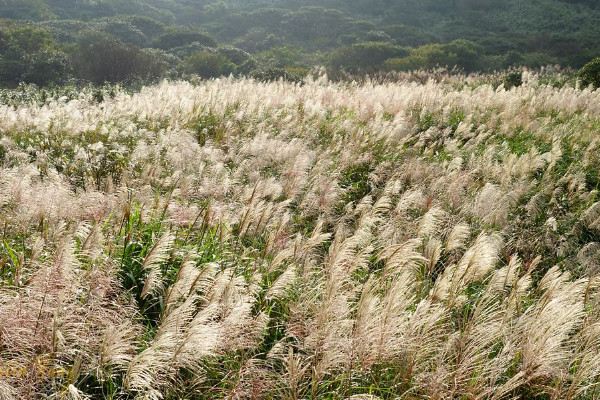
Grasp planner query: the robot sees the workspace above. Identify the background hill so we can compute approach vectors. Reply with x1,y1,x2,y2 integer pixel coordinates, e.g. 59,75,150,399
0,0,599,86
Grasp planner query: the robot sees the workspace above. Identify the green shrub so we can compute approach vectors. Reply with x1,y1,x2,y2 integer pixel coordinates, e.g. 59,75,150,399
71,31,166,84
152,29,217,50
385,39,484,72
330,41,409,73
250,67,304,82
503,71,523,89
181,51,235,79
578,57,600,88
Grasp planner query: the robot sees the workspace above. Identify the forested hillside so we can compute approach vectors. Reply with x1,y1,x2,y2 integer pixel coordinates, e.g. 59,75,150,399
0,0,599,86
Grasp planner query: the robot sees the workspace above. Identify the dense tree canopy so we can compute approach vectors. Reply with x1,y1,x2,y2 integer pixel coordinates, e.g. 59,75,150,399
0,24,69,86
0,0,599,86
71,31,166,84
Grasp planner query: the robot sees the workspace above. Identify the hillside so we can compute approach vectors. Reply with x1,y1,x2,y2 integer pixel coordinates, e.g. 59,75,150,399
0,0,599,87
1,72,600,398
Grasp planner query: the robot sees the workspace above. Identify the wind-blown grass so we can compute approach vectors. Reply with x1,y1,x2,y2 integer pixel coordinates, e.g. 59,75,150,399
1,71,600,399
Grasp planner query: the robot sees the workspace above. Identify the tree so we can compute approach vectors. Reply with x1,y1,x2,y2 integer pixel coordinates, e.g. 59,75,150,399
22,50,70,86
123,16,166,40
0,0,54,20
385,39,483,72
153,29,217,50
255,45,304,69
578,57,600,88
330,42,408,73
180,51,234,79
0,25,69,86
71,31,166,84
6,25,53,54
101,20,148,47
282,7,348,43
0,58,26,86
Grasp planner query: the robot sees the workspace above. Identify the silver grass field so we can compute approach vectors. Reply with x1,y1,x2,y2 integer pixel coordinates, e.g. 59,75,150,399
1,71,600,399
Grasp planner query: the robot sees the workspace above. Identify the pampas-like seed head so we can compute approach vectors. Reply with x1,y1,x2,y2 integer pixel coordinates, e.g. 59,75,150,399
141,231,175,299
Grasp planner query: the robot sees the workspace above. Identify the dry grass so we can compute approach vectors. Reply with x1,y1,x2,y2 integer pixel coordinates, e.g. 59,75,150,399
0,71,599,398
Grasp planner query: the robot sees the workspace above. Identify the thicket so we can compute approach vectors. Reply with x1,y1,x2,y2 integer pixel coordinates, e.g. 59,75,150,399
578,57,600,88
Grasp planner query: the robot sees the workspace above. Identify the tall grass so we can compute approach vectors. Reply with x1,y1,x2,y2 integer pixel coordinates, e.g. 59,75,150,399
0,71,599,398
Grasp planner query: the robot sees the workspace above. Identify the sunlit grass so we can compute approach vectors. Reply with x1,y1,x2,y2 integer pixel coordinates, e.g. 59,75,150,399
1,71,600,399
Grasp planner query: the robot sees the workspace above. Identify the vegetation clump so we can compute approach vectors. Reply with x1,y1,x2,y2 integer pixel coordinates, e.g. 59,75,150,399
578,57,600,88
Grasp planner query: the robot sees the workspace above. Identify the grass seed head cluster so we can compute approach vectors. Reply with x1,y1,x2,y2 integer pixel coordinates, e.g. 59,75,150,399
0,72,600,399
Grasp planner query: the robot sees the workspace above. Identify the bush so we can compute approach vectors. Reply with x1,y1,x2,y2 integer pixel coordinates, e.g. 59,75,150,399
503,71,523,89
385,39,483,72
101,20,148,47
0,25,70,87
250,67,304,82
123,15,166,39
578,57,600,88
71,31,166,84
0,0,54,20
153,29,217,50
22,50,71,86
180,51,234,79
330,42,409,73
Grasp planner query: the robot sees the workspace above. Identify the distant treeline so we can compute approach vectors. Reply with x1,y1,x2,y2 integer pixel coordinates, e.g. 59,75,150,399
1,0,600,86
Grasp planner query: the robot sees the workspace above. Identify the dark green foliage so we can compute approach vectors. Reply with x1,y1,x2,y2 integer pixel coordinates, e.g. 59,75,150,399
1,0,600,87
282,7,348,44
578,57,600,88
0,0,54,19
217,46,252,64
153,28,217,50
250,67,304,82
190,110,227,146
330,42,409,72
117,205,189,329
339,162,374,205
0,58,28,86
0,25,69,86
22,50,71,86
254,45,304,69
0,239,24,286
71,31,166,84
122,15,166,39
5,24,53,54
383,24,436,47
498,130,552,156
385,39,484,72
446,109,466,132
504,71,524,89
101,20,148,47
181,51,235,79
